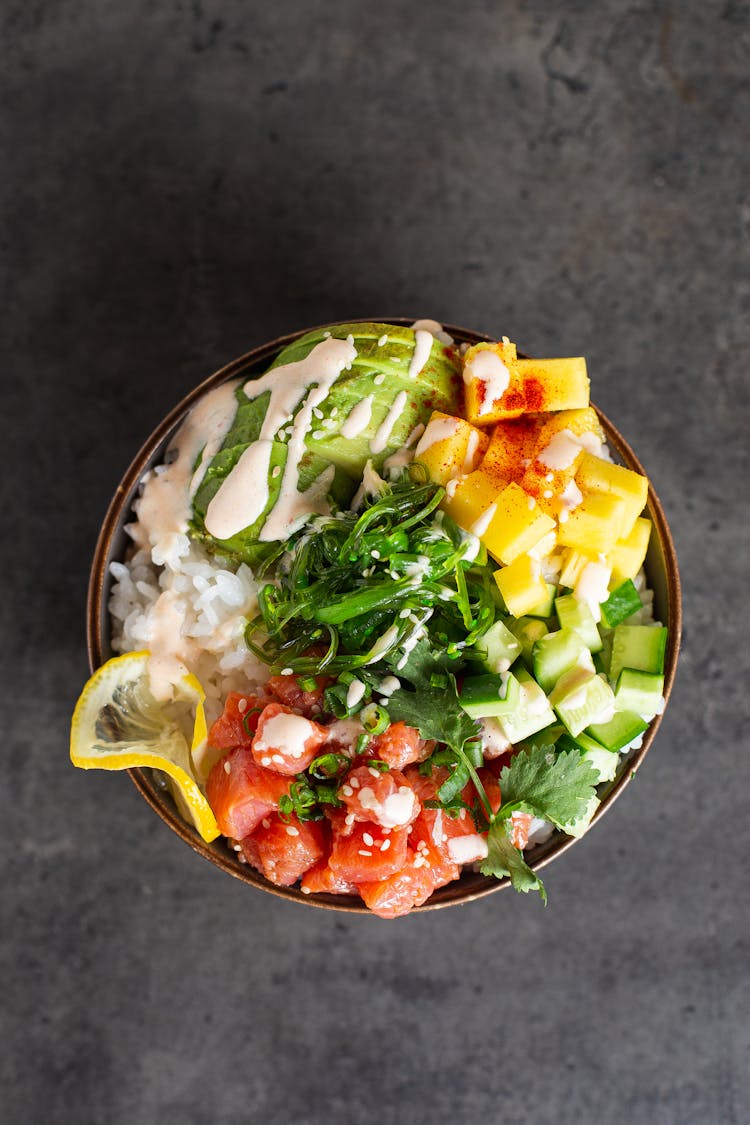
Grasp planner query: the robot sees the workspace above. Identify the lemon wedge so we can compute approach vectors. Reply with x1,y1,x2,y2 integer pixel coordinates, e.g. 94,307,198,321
70,651,220,842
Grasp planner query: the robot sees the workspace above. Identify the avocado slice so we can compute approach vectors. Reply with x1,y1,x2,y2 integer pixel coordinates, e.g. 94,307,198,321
190,322,461,561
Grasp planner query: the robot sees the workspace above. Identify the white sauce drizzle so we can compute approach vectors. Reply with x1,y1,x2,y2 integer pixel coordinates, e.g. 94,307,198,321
204,337,356,541
414,415,461,457
383,424,425,473
370,390,408,455
339,394,374,439
254,712,318,758
574,561,612,622
463,349,511,416
146,589,196,702
470,502,497,538
462,429,481,474
411,318,454,345
134,380,241,551
407,329,433,380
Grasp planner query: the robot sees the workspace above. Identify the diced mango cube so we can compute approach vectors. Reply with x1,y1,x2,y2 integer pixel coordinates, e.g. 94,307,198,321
575,453,648,541
482,483,556,564
514,358,590,413
463,341,519,424
463,346,590,425
521,408,604,514
557,491,629,554
482,416,545,483
494,554,549,617
537,407,604,445
558,548,598,589
413,411,489,485
441,468,506,530
608,517,652,581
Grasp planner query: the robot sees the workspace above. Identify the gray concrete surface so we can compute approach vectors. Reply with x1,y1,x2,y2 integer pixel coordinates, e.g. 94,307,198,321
2,2,748,1123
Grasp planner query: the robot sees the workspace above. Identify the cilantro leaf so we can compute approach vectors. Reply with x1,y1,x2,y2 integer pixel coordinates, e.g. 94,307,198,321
386,683,479,753
385,636,458,690
480,821,547,902
498,744,599,831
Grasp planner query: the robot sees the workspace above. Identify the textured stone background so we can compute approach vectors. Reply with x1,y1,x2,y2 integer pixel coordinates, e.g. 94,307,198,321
2,2,749,1123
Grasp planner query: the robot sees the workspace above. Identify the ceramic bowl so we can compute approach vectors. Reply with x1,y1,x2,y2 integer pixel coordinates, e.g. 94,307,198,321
87,320,681,911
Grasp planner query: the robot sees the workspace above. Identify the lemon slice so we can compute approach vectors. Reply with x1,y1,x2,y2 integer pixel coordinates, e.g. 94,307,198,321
70,651,220,842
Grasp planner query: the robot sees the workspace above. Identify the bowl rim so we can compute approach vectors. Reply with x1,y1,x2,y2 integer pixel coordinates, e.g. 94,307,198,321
87,318,682,913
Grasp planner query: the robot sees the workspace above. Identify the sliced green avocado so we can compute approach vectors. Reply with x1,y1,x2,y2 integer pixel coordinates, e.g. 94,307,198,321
190,322,461,562
267,322,462,477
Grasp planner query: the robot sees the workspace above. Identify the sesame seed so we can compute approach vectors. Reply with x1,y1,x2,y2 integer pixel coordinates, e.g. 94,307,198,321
342,785,353,797
545,472,554,482
238,854,247,863
286,825,299,837
262,818,271,829
373,373,386,385
301,886,311,894
378,334,388,346
313,408,323,419
238,698,248,714
272,754,285,765
358,850,373,857
368,768,380,778
345,813,355,826
223,761,231,774
312,430,324,439
331,407,338,417
261,756,271,767
281,667,293,676
371,549,380,559
380,839,391,851
323,330,331,338
363,832,374,846
350,777,360,789
527,496,536,510
233,843,242,851
272,465,281,478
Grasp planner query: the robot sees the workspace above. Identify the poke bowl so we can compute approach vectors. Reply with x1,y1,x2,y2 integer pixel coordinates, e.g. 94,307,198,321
78,318,681,916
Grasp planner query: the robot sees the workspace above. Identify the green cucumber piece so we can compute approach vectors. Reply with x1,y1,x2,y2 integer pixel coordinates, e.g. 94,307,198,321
555,731,608,756
460,672,519,719
554,594,603,654
609,625,668,683
526,582,557,619
586,710,648,751
549,668,616,738
614,669,664,720
601,580,642,628
496,668,557,745
475,619,522,674
532,628,592,694
509,617,550,666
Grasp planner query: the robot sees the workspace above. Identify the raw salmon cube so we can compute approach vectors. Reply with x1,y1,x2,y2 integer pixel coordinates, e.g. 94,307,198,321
241,814,327,886
206,746,292,839
251,702,328,776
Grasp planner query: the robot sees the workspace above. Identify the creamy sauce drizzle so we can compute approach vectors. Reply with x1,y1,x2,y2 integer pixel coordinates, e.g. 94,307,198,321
414,415,461,456
407,329,433,380
135,380,241,550
411,318,454,345
340,394,374,439
463,349,511,416
370,390,408,455
204,337,356,541
382,424,425,473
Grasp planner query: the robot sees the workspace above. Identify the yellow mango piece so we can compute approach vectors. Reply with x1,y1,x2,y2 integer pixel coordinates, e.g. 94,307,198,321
494,554,549,617
608,517,652,581
463,346,590,425
537,407,604,444
557,491,629,554
482,415,545,483
514,357,590,413
558,548,598,589
522,408,605,514
575,453,648,540
414,411,489,484
463,341,519,425
441,468,506,531
482,483,556,565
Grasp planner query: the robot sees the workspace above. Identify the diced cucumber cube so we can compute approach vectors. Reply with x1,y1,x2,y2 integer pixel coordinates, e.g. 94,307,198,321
555,731,607,756
586,709,648,751
532,628,592,693
460,671,519,719
614,669,665,720
609,625,668,683
509,616,549,666
526,582,557,619
601,580,642,628
549,668,616,738
475,619,522,674
496,668,557,745
554,594,603,653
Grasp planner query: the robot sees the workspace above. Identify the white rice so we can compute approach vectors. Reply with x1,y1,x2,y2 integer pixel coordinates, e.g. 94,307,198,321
109,528,270,723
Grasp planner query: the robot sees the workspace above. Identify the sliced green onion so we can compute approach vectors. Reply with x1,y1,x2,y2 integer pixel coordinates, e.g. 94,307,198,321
354,733,371,756
308,752,350,780
360,703,390,735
